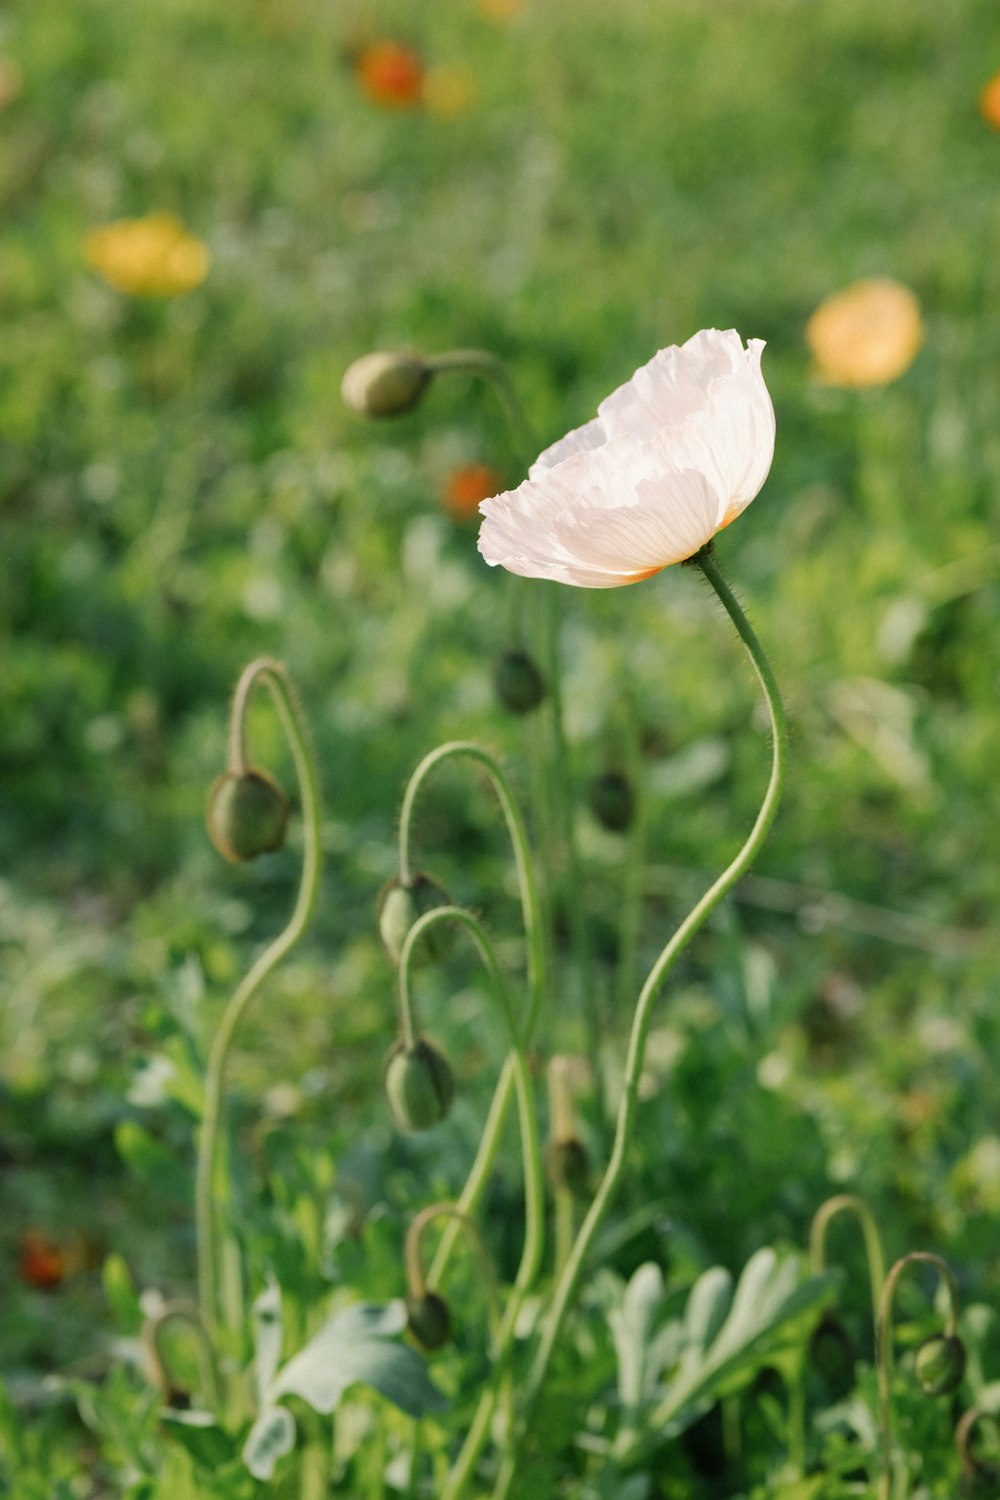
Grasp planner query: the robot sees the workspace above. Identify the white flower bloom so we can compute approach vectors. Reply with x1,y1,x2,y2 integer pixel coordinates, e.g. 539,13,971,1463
477,329,775,588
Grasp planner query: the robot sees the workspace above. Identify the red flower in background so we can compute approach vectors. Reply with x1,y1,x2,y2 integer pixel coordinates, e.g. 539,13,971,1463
18,1230,65,1290
444,464,504,522
356,42,424,110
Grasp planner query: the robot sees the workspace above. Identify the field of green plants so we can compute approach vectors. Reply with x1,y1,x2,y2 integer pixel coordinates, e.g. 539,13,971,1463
3,0,1000,1495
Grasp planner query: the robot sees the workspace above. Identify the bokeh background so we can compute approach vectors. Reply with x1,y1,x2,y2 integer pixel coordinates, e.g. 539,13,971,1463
3,0,1000,1449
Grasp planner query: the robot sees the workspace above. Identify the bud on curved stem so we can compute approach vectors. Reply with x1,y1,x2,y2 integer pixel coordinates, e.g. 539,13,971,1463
404,1204,499,1352
876,1251,964,1500
195,660,323,1344
809,1194,887,1349
141,1300,221,1412
341,350,433,418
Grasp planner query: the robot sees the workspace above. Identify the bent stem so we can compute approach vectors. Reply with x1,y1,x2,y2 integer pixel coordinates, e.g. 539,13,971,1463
195,659,323,1344
876,1251,962,1500
810,1194,887,1343
492,551,787,1499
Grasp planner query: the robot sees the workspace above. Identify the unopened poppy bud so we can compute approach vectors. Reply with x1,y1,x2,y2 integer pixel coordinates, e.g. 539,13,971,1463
914,1333,966,1396
405,1290,451,1351
545,1137,589,1197
494,649,546,714
588,770,635,833
341,350,432,418
378,874,453,965
206,769,289,863
385,1037,455,1131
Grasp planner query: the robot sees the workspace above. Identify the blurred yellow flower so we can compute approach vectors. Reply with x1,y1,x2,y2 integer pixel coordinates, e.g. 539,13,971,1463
980,71,1000,131
423,64,477,119
85,213,209,297
0,57,23,108
479,0,522,20
805,278,923,389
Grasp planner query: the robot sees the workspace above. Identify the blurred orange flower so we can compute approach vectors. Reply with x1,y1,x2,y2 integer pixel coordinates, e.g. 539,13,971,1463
85,213,209,297
805,278,923,389
356,41,424,109
980,71,1000,130
444,463,504,522
423,65,477,119
18,1230,65,1290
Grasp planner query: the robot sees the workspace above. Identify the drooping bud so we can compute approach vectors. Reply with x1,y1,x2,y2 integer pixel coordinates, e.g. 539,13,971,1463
545,1137,589,1197
206,769,289,863
914,1333,966,1396
405,1290,451,1351
341,350,432,418
588,770,635,833
385,1037,455,1131
377,873,453,965
494,649,546,715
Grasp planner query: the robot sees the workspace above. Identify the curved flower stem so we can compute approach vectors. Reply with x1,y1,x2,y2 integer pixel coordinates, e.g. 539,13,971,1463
490,552,787,1500
397,905,519,1049
810,1194,887,1343
397,741,545,1043
876,1251,962,1500
424,350,534,473
195,659,323,1343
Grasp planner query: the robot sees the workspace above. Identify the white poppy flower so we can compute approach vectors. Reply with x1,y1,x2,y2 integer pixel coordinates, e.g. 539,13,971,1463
477,329,775,588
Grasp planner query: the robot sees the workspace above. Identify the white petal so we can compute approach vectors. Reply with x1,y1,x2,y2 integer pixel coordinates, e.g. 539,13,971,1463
597,329,747,443
529,416,606,476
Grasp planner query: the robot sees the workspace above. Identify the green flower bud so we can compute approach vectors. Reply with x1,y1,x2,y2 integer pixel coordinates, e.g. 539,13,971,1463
545,1137,589,1197
588,770,635,833
494,649,546,715
405,1290,451,1351
206,769,289,863
377,874,453,965
385,1037,455,1131
341,350,432,418
914,1333,966,1396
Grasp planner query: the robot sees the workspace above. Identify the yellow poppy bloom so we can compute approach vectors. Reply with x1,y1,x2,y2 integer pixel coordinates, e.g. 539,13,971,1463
805,278,923,389
980,71,1000,130
84,213,210,297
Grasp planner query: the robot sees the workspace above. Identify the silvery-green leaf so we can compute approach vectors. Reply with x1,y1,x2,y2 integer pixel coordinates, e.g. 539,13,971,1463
252,1276,283,1406
270,1300,445,1419
243,1405,295,1481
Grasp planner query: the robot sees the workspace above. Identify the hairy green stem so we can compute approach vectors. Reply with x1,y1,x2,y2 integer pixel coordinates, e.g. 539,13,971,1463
492,552,787,1499
195,659,323,1342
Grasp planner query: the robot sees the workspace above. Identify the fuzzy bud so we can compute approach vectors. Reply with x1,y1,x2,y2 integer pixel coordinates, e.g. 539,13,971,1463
385,1037,455,1131
377,874,453,965
914,1333,966,1396
405,1290,451,1351
206,769,289,863
341,350,432,418
494,649,546,715
545,1137,589,1197
588,770,635,833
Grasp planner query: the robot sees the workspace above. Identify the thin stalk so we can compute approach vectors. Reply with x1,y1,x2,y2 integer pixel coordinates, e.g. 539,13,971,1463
195,660,323,1340
493,551,787,1499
